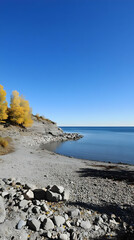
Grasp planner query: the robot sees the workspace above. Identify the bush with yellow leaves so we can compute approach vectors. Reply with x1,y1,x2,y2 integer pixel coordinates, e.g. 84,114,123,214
0,85,8,122
0,137,8,148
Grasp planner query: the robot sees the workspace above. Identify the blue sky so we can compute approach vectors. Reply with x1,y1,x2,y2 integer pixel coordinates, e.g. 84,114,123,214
0,0,134,126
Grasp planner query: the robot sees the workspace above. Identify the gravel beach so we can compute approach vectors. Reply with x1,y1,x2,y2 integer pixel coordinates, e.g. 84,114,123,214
0,118,134,239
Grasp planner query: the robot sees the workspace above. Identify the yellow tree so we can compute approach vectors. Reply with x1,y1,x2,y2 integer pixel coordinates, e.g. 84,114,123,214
20,97,33,127
0,84,8,122
9,91,24,124
9,90,33,127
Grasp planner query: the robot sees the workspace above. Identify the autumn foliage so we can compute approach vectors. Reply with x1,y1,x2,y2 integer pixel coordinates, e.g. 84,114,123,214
9,91,33,127
0,85,33,127
0,85,8,122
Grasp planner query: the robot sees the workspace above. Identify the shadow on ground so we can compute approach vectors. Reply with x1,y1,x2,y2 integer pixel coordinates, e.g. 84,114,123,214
77,165,134,184
68,201,134,240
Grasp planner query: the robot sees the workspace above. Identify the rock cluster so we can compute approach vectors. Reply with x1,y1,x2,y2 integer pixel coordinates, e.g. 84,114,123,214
21,132,83,148
0,178,132,240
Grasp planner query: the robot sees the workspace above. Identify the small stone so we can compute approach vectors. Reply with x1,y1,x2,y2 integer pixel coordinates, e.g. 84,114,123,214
16,220,26,229
95,216,103,225
66,220,71,228
53,215,65,227
68,209,80,218
57,226,65,233
24,190,34,200
32,206,40,214
33,199,40,205
109,219,119,225
33,189,46,200
46,190,62,202
111,214,116,219
50,185,64,194
41,203,49,211
59,233,69,240
47,231,52,238
39,214,47,222
28,218,40,231
42,218,54,230
62,190,69,201
102,214,108,221
80,220,91,230
94,225,100,231
19,200,28,208
64,214,68,220
2,191,9,198
18,195,24,201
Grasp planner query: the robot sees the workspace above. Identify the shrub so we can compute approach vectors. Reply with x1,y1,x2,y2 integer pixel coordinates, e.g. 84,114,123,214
35,114,55,124
0,137,8,148
0,85,8,122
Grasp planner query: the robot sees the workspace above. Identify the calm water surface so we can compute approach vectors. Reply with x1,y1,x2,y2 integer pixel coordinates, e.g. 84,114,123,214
44,127,134,165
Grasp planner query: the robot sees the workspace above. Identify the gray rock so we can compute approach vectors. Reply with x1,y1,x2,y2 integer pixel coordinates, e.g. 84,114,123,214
18,195,24,201
2,191,9,198
102,214,108,221
42,218,54,230
66,220,71,228
71,232,77,240
51,185,64,194
24,189,34,200
33,199,40,206
64,214,68,220
39,214,47,222
47,231,52,238
94,225,100,231
46,190,62,202
59,233,69,240
19,200,28,208
41,203,49,211
68,209,80,218
53,215,65,227
57,226,65,233
16,220,26,229
0,197,6,223
95,216,104,225
62,190,69,201
33,189,46,200
32,206,40,214
80,220,91,229
28,218,40,231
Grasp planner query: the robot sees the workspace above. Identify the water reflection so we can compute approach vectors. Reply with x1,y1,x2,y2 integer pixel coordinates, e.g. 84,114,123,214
41,141,62,152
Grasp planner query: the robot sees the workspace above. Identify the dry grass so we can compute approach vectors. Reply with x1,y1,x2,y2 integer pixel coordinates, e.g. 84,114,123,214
0,136,14,155
0,137,8,148
34,114,55,124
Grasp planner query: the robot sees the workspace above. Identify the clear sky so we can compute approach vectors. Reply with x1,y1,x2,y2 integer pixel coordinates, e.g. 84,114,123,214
0,0,134,126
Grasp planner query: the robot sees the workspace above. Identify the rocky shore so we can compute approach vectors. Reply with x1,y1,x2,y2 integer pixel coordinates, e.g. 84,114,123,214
0,178,133,240
0,118,134,239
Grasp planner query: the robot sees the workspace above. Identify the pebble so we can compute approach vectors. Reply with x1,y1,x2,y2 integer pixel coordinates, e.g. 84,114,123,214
53,215,65,227
42,218,54,230
16,220,26,229
28,218,40,231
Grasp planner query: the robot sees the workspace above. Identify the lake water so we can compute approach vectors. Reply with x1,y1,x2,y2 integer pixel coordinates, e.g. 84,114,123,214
44,127,134,165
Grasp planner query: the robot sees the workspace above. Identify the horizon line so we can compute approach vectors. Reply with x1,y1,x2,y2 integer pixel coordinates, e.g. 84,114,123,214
59,125,134,127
